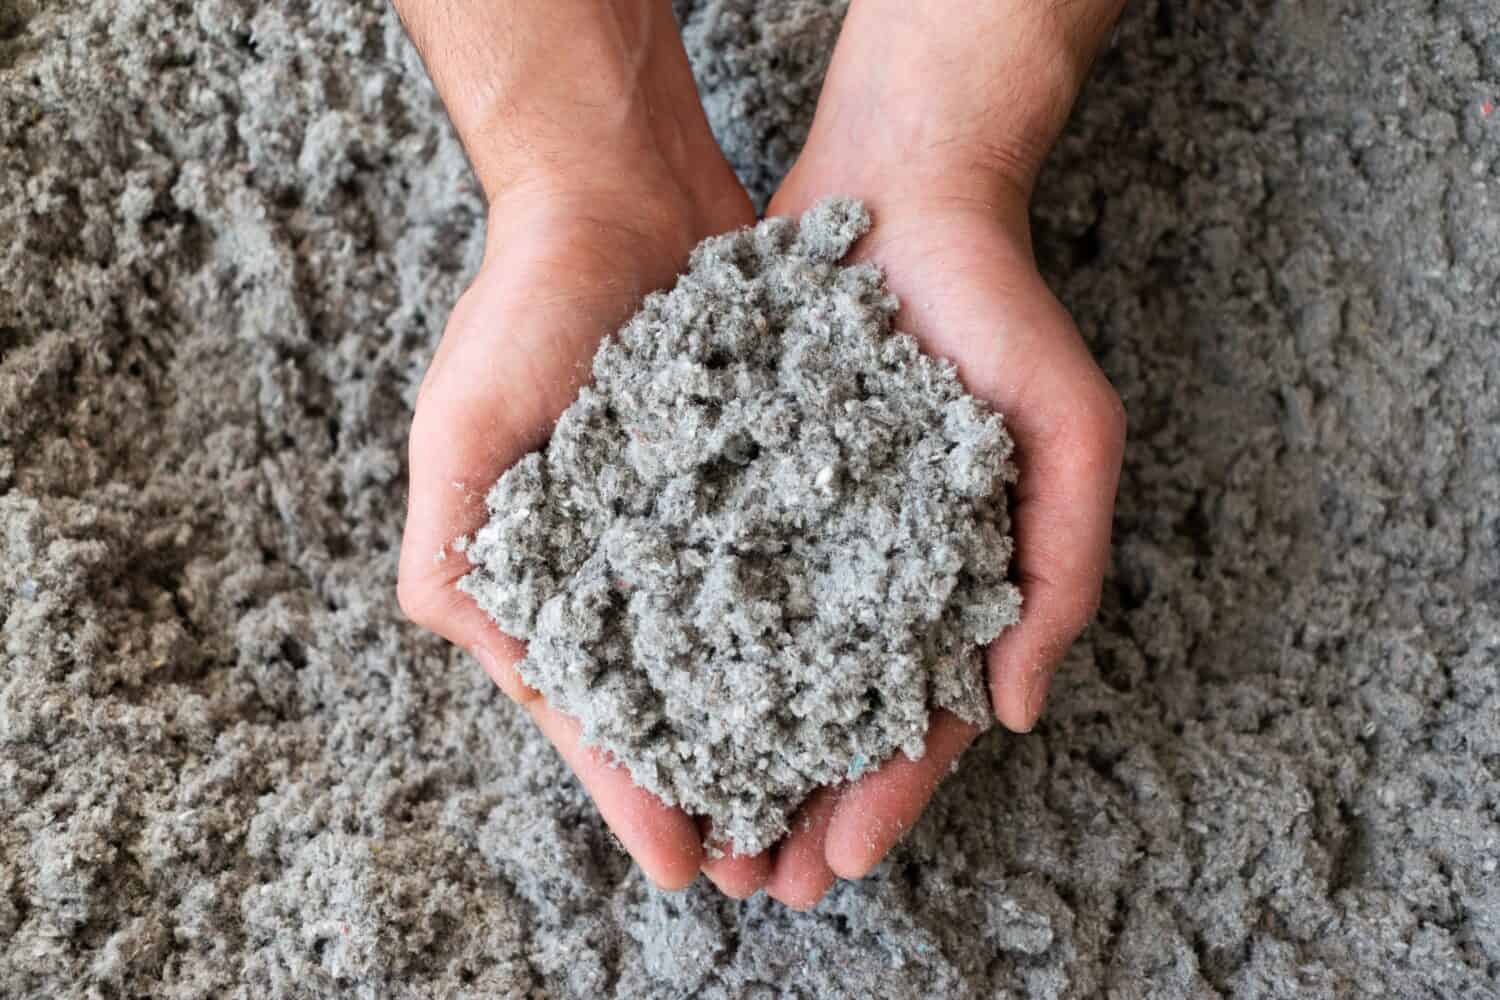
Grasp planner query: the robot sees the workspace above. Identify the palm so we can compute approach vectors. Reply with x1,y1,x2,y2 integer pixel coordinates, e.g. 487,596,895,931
401,181,1121,907
751,188,1125,906
399,189,756,891
396,0,1121,913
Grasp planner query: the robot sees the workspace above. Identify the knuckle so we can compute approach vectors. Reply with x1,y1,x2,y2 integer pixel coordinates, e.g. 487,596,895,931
406,403,443,455
1052,591,1100,650
1102,388,1128,441
395,573,435,628
500,671,542,707
1079,576,1106,626
1092,381,1127,439
1079,378,1127,462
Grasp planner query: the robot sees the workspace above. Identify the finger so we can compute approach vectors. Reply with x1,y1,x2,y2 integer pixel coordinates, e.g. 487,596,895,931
397,561,540,705
699,820,772,900
824,710,978,880
397,275,602,702
987,353,1124,732
527,699,704,891
766,787,839,910
845,228,1123,732
398,223,701,675
397,437,540,707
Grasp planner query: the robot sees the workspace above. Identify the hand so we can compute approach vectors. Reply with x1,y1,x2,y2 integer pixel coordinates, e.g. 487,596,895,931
749,0,1128,908
395,0,1124,907
394,0,769,893
398,177,760,891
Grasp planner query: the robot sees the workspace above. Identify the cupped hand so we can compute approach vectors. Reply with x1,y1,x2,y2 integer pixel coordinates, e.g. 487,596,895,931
396,0,1123,907
397,167,772,892
752,53,1126,905
398,165,1121,907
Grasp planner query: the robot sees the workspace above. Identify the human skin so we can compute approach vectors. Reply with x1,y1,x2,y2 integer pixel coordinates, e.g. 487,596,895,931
393,0,757,893
393,0,1126,906
753,0,1129,908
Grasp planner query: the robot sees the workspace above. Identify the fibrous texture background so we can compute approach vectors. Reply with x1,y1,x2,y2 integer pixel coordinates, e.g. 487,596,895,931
459,199,1017,856
2,1,1499,997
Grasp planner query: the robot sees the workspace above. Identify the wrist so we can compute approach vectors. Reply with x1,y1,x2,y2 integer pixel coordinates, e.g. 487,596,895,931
804,0,1124,202
398,0,727,205
481,167,703,265
458,73,718,208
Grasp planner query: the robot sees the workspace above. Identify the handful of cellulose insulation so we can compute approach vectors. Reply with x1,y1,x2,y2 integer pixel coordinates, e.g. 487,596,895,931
459,198,1021,856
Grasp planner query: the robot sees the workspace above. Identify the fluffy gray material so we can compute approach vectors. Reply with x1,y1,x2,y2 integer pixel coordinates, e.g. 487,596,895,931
2,0,1498,997
459,198,1016,855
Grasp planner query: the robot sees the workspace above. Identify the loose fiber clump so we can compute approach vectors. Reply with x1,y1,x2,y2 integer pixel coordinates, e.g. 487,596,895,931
460,198,1021,854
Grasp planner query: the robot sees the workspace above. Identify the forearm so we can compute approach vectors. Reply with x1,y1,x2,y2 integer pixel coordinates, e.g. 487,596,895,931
392,0,716,201
812,0,1127,200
